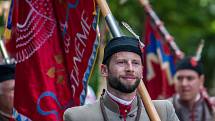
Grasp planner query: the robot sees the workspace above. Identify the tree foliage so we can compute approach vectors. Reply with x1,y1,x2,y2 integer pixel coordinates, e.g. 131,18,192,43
109,0,215,93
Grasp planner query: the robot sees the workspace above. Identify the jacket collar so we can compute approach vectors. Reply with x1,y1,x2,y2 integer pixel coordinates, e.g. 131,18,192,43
102,92,138,114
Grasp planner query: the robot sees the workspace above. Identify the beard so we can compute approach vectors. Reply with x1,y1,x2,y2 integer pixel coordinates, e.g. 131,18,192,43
107,75,141,93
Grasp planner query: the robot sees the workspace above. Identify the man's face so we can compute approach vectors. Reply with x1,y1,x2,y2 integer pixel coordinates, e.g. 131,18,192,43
174,69,204,102
0,79,15,116
102,51,143,93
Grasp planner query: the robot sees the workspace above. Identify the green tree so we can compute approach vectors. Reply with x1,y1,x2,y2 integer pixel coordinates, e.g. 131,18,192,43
109,0,215,94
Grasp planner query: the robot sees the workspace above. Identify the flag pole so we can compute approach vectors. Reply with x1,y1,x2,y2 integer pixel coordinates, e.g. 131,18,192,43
96,0,161,121
139,0,184,59
96,0,121,38
0,38,11,64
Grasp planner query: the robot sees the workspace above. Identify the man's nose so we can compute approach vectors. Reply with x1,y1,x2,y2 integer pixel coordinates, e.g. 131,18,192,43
181,78,188,86
126,61,134,72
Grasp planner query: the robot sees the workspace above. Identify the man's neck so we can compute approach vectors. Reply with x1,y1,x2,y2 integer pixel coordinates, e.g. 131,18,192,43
177,93,201,109
106,90,136,105
106,87,137,102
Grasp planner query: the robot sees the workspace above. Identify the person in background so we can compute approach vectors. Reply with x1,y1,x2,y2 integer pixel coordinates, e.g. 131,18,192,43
0,63,15,121
170,57,215,121
64,36,179,121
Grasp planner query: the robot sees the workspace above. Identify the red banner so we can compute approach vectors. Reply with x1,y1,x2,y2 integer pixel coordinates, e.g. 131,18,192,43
143,17,175,99
12,0,98,120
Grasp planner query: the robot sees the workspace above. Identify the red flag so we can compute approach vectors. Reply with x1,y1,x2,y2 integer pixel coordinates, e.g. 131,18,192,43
3,0,16,58
143,17,175,99
12,0,98,120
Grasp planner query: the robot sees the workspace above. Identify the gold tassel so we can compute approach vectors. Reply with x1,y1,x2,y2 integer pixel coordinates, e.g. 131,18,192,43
3,28,11,41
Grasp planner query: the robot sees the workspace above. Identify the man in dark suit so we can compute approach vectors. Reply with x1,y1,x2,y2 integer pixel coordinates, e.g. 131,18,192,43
0,63,15,121
64,36,179,121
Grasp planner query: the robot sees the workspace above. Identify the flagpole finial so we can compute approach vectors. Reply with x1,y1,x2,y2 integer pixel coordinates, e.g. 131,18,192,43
0,39,11,64
121,21,145,53
194,39,205,61
121,21,140,40
139,0,150,6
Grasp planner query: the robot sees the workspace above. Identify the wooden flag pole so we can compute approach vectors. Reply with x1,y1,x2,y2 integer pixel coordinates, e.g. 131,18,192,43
96,0,161,121
138,81,161,121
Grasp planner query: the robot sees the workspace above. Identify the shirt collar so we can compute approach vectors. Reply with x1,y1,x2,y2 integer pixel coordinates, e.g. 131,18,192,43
106,90,136,105
176,93,201,102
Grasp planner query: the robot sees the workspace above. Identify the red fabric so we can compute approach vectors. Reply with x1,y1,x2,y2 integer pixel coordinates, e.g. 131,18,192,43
117,103,131,121
12,0,97,120
5,0,17,57
9,117,16,121
143,16,175,99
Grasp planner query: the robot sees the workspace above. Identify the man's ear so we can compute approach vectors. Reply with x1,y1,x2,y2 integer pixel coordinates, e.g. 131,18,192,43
101,64,108,77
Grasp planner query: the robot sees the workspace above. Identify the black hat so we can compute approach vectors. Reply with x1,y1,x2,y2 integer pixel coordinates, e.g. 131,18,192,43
0,63,15,82
175,57,203,75
102,36,142,64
